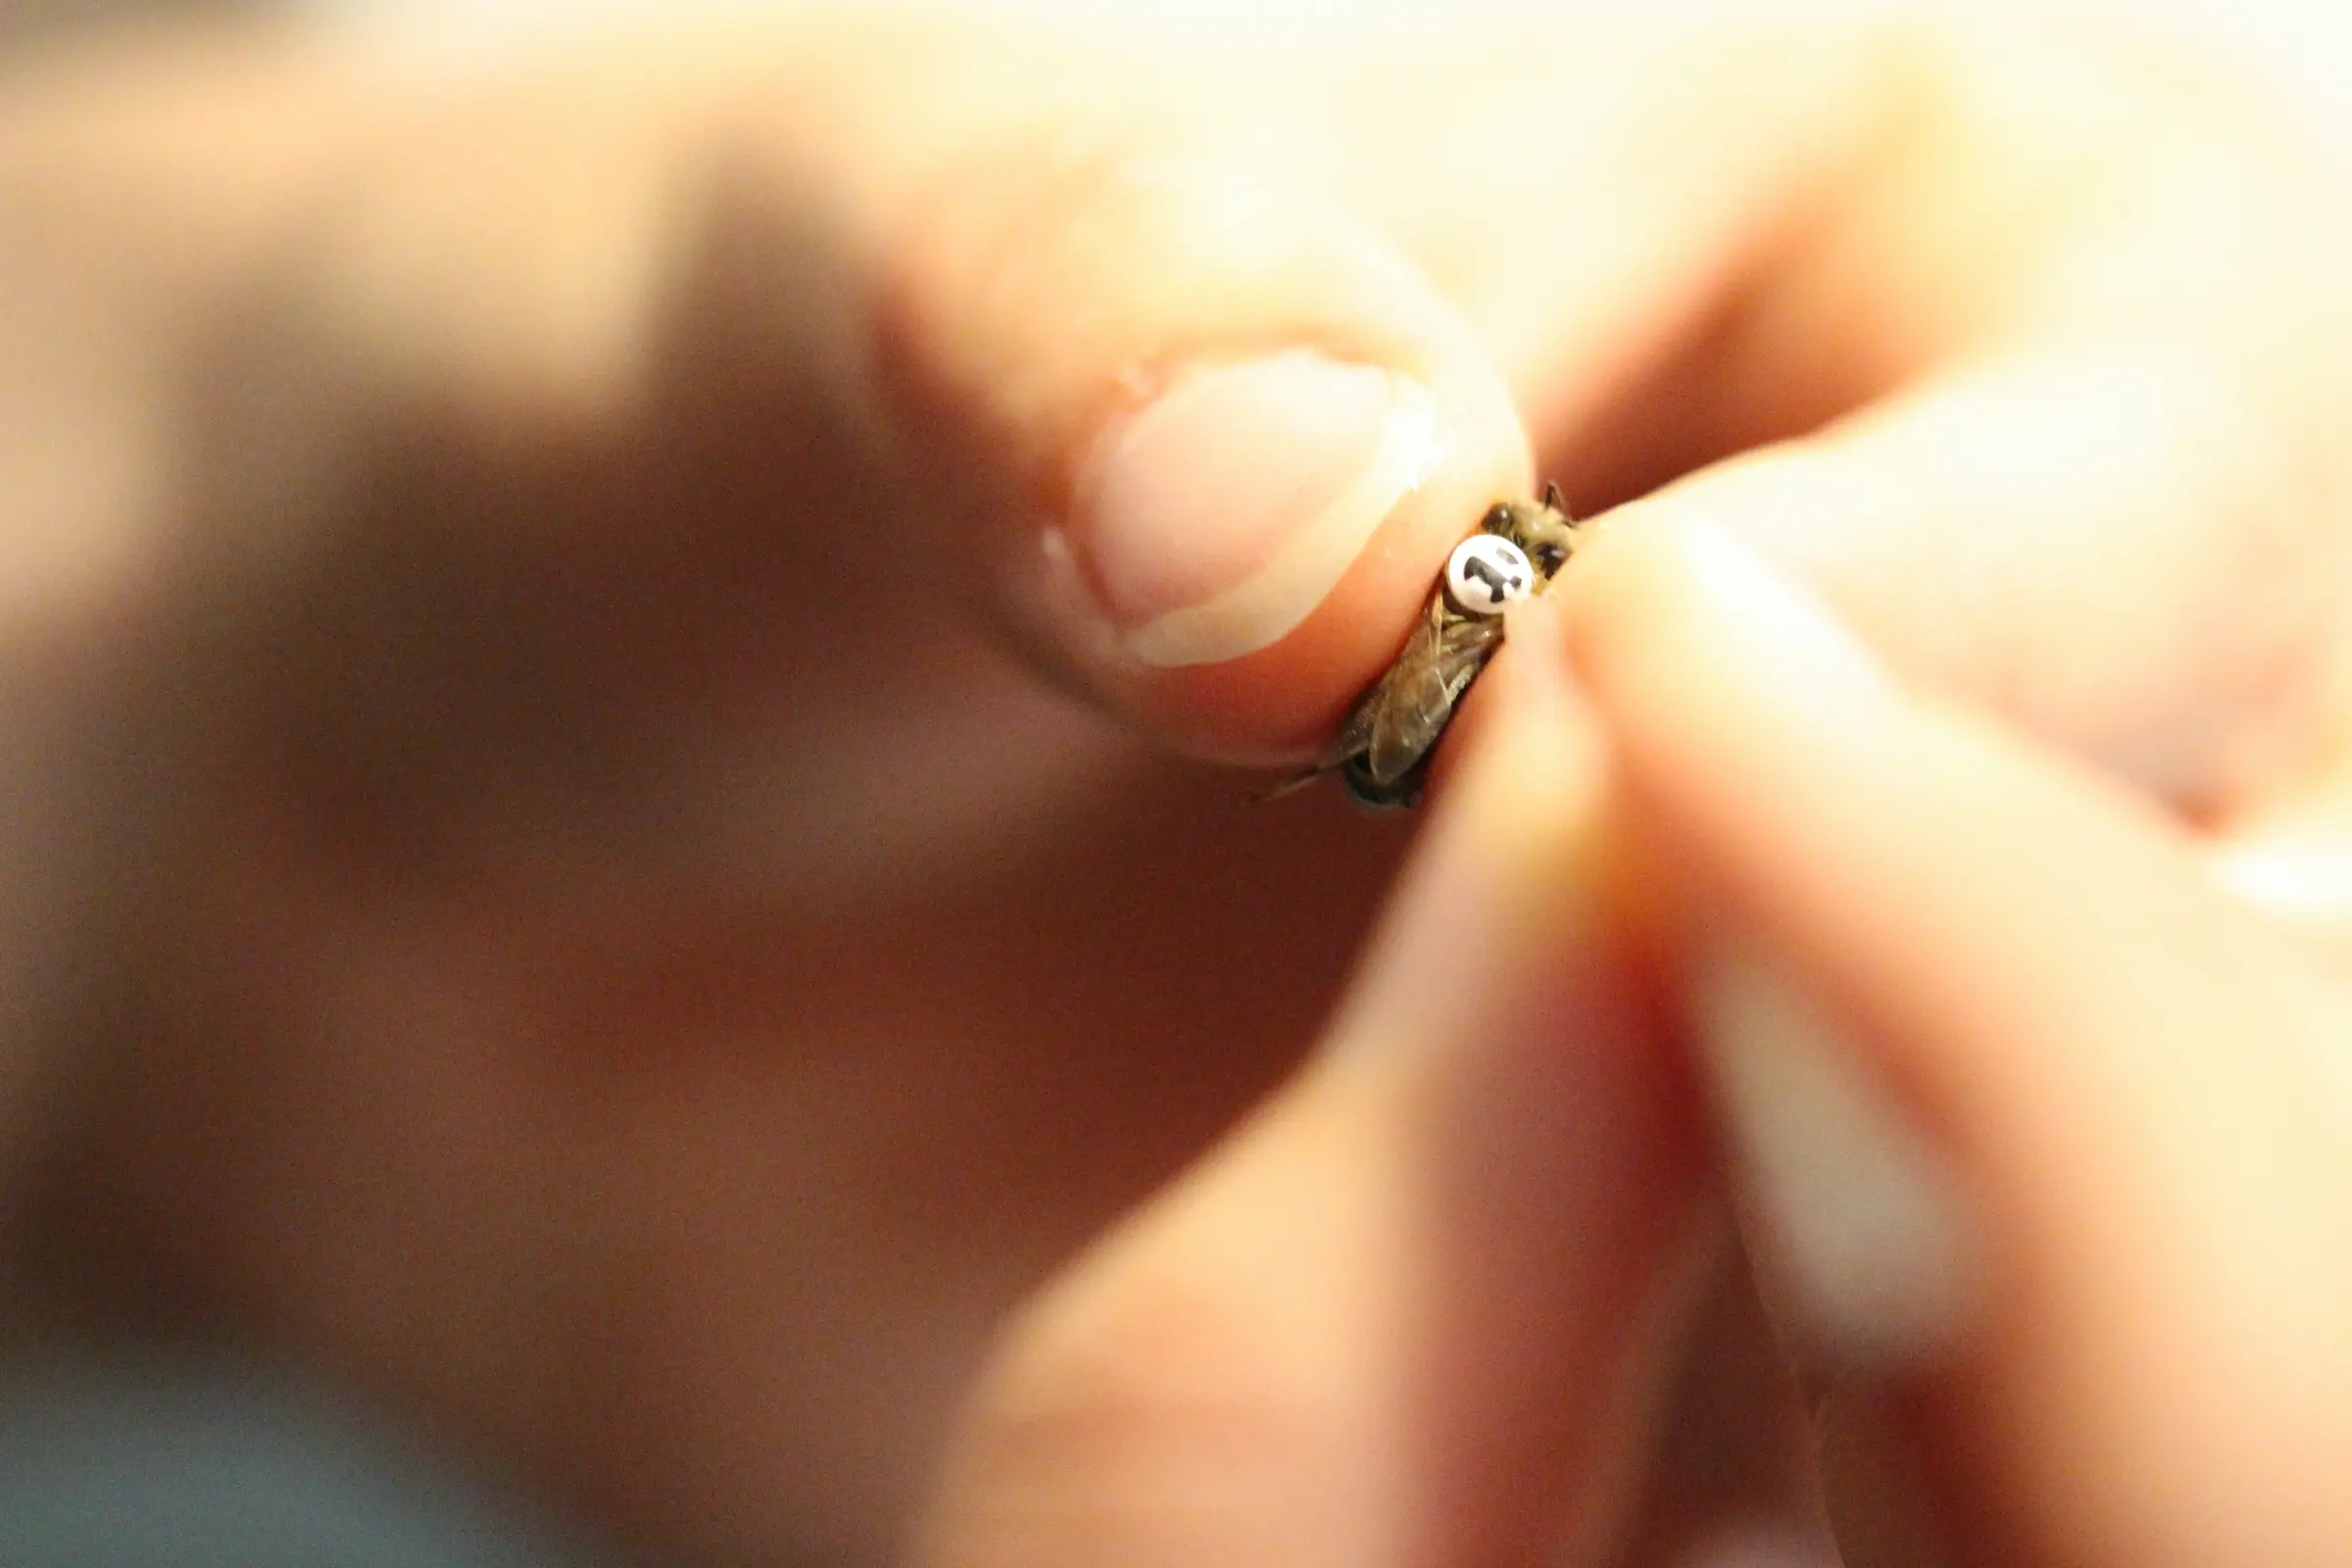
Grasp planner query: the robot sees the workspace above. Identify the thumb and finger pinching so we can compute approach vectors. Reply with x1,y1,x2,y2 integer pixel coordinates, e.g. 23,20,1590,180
1561,516,2352,1567
6,25,1527,771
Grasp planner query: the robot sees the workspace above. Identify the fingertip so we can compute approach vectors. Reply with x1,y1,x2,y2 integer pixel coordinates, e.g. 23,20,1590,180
1547,521,1987,1374
1060,348,1533,764
870,136,1531,762
1558,503,2352,1564
1560,507,1896,727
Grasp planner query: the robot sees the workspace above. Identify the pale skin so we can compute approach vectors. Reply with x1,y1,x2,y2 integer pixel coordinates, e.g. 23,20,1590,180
2,8,2350,1567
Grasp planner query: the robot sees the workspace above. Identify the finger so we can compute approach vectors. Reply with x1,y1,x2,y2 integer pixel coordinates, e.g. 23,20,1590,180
1532,24,2352,808
918,626,1710,1568
1,21,1529,768
1564,517,2352,1566
1583,346,2352,811
868,105,1529,761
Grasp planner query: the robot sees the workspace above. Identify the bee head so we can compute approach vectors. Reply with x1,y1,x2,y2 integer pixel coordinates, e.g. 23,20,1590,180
1480,493,1581,579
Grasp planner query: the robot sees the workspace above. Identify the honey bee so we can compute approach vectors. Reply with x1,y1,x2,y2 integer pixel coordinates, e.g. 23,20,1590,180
1261,483,1584,809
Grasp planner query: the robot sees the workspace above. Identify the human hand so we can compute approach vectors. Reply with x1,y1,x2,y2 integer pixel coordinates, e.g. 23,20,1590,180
2,8,2348,1566
1543,515,2352,1567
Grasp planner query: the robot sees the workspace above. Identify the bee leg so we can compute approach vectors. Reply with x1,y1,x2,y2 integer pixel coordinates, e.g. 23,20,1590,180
1247,767,1331,805
1249,705,1375,804
1341,752,1426,811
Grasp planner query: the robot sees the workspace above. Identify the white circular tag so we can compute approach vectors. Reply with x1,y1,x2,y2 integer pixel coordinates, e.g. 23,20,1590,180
1446,535,1536,616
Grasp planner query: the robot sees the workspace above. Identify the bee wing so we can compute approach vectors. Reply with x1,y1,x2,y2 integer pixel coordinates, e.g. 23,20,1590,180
1253,595,1505,804
1253,604,1444,802
1313,593,1442,765
1362,612,1502,785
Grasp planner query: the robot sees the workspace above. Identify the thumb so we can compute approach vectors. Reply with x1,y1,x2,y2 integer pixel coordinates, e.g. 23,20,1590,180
870,125,1529,759
22,21,1528,769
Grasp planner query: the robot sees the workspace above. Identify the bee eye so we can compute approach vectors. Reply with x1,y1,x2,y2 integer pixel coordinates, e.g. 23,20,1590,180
1536,543,1568,573
1480,503,1514,534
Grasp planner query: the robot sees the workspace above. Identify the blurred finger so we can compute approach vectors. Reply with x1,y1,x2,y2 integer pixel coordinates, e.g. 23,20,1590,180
1540,24,2352,808
1566,516,2352,1565
919,626,1709,1568
1585,347,2352,809
2,19,1532,773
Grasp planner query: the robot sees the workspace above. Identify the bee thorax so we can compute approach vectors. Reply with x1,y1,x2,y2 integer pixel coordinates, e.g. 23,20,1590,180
1445,535,1535,615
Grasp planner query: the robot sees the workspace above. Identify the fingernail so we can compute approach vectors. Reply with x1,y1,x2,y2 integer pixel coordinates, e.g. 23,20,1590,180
1692,942,1979,1373
1074,351,1448,667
